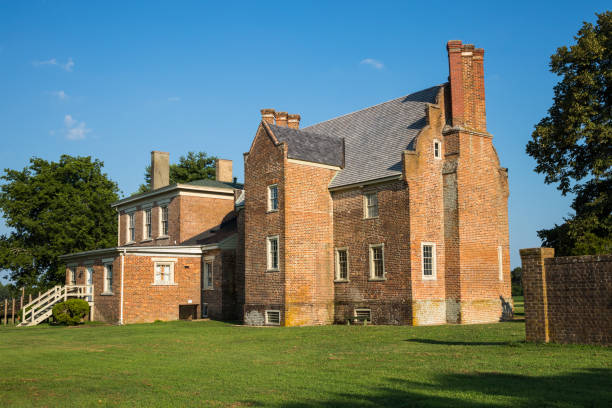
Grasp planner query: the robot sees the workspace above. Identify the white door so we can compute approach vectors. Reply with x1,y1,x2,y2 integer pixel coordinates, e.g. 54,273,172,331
86,267,94,302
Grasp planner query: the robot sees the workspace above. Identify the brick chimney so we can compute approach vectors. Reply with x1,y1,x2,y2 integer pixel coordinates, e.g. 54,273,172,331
287,114,301,129
447,40,487,132
215,159,233,183
275,111,288,127
261,109,275,124
151,151,169,190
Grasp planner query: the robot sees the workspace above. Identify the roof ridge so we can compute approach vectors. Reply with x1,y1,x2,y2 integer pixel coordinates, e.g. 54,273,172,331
303,84,444,129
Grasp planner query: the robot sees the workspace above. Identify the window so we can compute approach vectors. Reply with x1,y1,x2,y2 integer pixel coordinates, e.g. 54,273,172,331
160,206,169,236
434,140,442,159
144,208,152,239
265,310,281,325
203,260,213,290
335,248,349,281
421,243,437,280
103,263,113,293
127,212,135,242
154,262,174,285
364,192,378,218
68,266,76,286
268,184,278,211
267,236,279,271
201,303,208,318
498,246,503,281
369,244,385,280
354,308,371,323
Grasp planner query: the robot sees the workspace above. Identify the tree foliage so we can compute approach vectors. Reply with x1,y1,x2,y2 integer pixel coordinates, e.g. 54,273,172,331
137,151,217,193
0,155,119,287
526,11,611,255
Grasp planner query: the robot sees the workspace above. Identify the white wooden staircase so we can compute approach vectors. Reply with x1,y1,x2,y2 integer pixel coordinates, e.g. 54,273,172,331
18,285,94,327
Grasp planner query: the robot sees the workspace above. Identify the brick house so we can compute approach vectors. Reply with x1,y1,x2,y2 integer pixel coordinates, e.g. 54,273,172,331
60,40,510,326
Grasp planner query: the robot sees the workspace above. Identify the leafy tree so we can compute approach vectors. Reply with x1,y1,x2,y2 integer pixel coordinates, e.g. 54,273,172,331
0,155,119,287
511,267,523,297
136,151,218,193
526,11,611,255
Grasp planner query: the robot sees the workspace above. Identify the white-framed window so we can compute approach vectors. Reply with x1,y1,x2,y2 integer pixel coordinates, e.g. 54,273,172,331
335,248,349,281
354,308,371,322
369,244,385,280
267,235,279,271
268,184,278,212
434,139,442,159
265,310,281,325
160,206,169,236
498,246,503,281
67,265,77,285
127,212,135,242
203,259,213,290
154,261,175,285
421,242,437,280
364,192,379,218
103,262,114,294
144,208,152,239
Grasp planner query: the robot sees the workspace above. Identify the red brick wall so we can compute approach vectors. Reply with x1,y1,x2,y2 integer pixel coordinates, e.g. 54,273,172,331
521,248,612,345
179,195,234,243
118,197,180,246
243,125,286,325
332,180,412,325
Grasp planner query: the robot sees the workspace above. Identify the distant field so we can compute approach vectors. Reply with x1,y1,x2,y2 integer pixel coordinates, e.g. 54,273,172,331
0,301,610,407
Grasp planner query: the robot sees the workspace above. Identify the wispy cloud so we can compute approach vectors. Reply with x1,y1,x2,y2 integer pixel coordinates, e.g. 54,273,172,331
52,90,68,100
33,57,74,72
167,96,181,102
63,114,90,140
360,58,384,70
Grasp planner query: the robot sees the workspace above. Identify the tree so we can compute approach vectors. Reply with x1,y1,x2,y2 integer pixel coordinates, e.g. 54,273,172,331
136,151,218,193
526,11,611,255
0,155,119,287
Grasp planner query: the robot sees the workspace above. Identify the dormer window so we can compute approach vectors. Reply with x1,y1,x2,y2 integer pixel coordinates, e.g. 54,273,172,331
434,140,442,159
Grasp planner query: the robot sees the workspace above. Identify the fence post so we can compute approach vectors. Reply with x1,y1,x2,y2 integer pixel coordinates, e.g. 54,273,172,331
12,298,16,325
20,288,24,311
3,299,7,325
29,293,32,304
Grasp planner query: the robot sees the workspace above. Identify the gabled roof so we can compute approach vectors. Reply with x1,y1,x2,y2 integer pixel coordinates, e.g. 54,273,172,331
267,124,344,168
304,85,442,188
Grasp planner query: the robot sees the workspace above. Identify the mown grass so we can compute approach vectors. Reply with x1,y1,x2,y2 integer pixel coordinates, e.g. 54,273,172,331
0,306,610,407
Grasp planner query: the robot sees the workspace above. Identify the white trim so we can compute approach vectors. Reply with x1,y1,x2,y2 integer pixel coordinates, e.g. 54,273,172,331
61,245,204,261
334,247,349,282
151,257,178,262
120,249,125,324
368,243,385,280
267,184,279,212
498,246,503,281
421,242,437,280
265,310,281,325
177,191,234,200
363,192,379,219
287,158,342,171
112,183,236,208
153,260,175,285
266,235,280,271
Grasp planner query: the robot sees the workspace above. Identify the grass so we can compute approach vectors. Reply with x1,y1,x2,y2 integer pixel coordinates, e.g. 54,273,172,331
0,305,610,407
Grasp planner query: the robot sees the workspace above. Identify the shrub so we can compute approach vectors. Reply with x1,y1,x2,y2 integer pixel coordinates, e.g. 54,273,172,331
52,299,90,325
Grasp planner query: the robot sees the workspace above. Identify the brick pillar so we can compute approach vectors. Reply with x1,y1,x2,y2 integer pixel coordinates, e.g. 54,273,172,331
287,114,301,129
275,111,288,127
520,247,555,343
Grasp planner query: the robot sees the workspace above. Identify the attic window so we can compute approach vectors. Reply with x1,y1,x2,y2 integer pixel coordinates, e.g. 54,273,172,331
434,140,442,159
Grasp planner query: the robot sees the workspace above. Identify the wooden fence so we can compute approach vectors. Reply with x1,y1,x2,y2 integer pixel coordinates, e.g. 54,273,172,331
1,288,42,325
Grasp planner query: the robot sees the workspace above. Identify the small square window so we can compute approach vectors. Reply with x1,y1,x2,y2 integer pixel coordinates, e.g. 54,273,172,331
422,243,437,280
265,310,281,325
335,248,349,281
364,192,378,218
268,185,278,211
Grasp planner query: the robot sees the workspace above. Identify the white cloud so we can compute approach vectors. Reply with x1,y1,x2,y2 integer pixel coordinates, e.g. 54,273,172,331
33,57,74,72
167,96,181,102
62,114,90,140
53,90,68,100
360,58,384,70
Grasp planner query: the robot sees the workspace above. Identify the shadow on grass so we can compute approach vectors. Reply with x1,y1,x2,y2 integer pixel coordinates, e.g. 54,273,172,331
247,369,611,407
405,338,517,346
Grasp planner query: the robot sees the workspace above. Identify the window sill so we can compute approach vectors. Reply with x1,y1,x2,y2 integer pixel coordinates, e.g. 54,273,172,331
156,235,169,240
140,238,153,243
368,277,386,282
334,279,349,283
363,216,379,220
124,241,135,245
100,292,114,296
204,287,214,291
266,209,279,214
266,269,280,273
152,283,178,286
422,276,437,281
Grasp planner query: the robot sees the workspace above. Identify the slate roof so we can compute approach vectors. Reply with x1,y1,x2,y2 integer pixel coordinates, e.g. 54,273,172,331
267,124,344,168
303,85,442,188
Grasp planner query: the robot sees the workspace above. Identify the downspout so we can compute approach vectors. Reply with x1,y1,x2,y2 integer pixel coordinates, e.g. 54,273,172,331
120,248,126,325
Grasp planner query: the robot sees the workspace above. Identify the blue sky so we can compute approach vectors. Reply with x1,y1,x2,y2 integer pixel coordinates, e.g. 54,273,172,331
0,1,608,276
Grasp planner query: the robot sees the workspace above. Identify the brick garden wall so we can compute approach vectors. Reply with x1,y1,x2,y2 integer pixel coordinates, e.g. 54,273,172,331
520,248,611,345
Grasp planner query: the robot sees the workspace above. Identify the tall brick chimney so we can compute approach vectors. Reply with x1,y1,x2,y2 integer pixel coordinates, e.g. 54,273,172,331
151,151,169,190
275,111,288,127
447,40,487,132
215,159,233,183
261,109,275,124
287,114,301,129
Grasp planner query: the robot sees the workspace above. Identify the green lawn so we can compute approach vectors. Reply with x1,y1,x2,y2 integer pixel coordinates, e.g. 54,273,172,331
0,310,610,407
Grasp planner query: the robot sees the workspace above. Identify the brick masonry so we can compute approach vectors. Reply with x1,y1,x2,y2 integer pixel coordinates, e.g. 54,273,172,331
520,248,612,345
